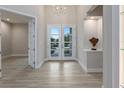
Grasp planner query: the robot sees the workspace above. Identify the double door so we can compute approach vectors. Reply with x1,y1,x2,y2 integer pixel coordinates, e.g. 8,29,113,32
47,24,76,60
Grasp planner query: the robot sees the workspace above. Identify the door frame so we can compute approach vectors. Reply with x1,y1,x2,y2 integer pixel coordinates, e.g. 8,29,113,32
47,24,76,60
0,7,38,70
28,19,37,68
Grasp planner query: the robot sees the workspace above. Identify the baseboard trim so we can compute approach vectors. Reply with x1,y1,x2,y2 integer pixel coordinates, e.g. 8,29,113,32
11,54,28,57
35,61,45,69
77,59,87,72
2,54,28,59
2,55,11,59
44,58,78,62
87,68,103,73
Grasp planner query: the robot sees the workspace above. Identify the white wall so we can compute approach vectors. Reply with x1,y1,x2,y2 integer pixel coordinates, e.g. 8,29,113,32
0,5,46,68
97,18,103,49
103,5,119,88
0,21,12,57
11,23,28,56
0,21,28,58
76,5,92,70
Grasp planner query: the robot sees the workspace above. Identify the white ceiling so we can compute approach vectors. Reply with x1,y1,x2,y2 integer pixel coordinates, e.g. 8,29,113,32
0,9,32,23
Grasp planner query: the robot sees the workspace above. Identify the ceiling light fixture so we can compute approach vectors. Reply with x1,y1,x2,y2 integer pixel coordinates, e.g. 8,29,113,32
53,6,67,15
6,18,10,21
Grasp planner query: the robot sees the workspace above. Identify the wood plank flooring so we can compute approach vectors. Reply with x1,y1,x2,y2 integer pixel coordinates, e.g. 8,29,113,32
0,57,102,88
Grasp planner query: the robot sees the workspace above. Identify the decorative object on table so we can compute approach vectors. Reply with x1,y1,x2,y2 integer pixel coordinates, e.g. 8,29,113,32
89,37,99,50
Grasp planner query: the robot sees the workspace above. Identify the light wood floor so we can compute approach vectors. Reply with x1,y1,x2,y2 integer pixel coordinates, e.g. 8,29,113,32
0,57,102,88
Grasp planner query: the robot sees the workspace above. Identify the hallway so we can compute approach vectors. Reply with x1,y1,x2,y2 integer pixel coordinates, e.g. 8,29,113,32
0,57,102,88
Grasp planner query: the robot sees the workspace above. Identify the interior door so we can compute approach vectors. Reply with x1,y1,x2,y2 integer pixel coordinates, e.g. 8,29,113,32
28,20,35,68
47,25,61,60
62,25,76,60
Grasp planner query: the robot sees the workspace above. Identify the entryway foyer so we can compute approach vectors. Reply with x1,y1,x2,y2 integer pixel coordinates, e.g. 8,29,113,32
0,5,103,88
0,5,120,88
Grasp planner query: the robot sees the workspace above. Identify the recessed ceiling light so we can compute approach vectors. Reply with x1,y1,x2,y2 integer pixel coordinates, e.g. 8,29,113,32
6,18,10,21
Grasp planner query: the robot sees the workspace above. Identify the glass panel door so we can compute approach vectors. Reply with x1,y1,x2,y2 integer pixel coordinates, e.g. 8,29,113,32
48,25,61,59
64,27,72,57
62,25,75,59
47,24,76,60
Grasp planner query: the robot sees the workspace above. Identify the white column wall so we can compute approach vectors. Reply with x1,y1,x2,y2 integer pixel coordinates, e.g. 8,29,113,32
103,5,119,88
